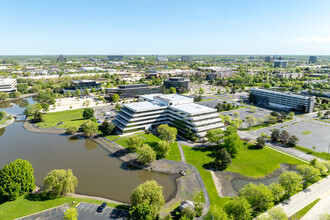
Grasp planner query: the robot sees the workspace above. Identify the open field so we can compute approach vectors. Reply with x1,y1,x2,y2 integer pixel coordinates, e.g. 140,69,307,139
35,109,89,129
115,134,181,162
0,195,128,220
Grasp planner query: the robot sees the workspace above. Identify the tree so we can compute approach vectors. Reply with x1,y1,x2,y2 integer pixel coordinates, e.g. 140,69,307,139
288,112,295,119
317,111,323,118
81,120,98,137
24,103,42,116
43,169,78,196
0,159,36,201
233,111,239,119
213,148,232,171
271,129,280,142
322,161,330,174
157,124,177,142
279,130,290,145
268,115,278,124
82,108,94,119
41,102,49,112
224,197,252,220
310,159,328,176
110,94,120,103
279,172,302,196
130,180,165,220
155,140,171,158
181,207,196,220
287,135,299,147
256,207,288,220
205,207,228,220
138,144,156,165
0,111,7,120
206,128,224,146
127,136,143,151
239,183,274,212
169,87,176,94
64,207,78,220
245,115,256,127
33,111,44,122
223,126,243,158
255,136,266,149
269,182,285,203
319,213,330,220
296,165,321,187
99,120,115,135
66,125,78,134
324,110,330,119
0,92,10,100
199,88,204,94
249,106,257,113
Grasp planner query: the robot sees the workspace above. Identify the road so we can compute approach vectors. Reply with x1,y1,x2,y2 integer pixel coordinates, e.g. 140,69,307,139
274,175,330,217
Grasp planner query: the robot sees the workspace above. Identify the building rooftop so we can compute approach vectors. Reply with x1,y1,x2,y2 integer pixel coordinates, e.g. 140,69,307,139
251,88,314,99
124,101,166,112
0,78,16,85
171,103,217,116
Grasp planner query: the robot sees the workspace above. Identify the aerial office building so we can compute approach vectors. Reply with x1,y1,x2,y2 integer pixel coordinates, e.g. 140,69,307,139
164,77,190,92
105,84,162,98
112,94,224,137
309,56,318,63
264,56,274,62
71,80,102,90
107,56,124,61
274,60,288,68
0,78,17,93
157,56,168,62
181,56,191,62
250,88,315,113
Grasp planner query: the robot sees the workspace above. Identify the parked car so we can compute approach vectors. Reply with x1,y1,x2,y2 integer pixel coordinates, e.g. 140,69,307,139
97,202,107,212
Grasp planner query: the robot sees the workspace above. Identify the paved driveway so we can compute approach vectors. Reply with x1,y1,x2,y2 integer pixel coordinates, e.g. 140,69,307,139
16,204,69,220
76,202,129,220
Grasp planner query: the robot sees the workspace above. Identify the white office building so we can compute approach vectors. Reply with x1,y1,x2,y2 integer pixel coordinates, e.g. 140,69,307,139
112,94,224,137
0,78,17,93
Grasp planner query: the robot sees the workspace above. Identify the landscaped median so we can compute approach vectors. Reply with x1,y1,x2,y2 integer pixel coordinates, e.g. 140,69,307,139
181,142,306,208
0,195,128,220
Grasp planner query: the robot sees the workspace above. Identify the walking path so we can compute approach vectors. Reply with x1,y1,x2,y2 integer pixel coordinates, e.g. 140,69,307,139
177,142,186,162
210,170,222,197
67,193,128,205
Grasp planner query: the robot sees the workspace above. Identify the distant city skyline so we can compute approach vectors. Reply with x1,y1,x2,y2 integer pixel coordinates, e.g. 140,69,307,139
1,0,330,55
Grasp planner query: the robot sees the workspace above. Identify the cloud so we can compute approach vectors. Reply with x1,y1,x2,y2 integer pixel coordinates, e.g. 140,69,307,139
294,37,330,43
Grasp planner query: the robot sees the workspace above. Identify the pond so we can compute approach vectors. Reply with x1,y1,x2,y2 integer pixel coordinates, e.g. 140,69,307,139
231,176,279,192
0,98,179,203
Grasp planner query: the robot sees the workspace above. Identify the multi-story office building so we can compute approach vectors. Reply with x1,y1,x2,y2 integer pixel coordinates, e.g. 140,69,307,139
250,88,315,113
276,72,304,79
0,78,17,93
105,84,162,99
274,60,288,68
157,55,168,62
107,56,124,61
164,77,190,93
71,80,102,90
181,56,191,62
206,71,234,80
264,56,274,62
112,94,224,137
309,56,318,63
57,55,66,62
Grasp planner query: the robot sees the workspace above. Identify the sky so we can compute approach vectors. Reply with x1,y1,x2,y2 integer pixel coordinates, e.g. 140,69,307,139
0,0,330,55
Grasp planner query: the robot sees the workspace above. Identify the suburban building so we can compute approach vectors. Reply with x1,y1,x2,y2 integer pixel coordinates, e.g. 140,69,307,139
206,71,234,80
105,84,162,99
71,80,102,90
164,77,190,93
157,55,168,62
57,55,66,62
0,78,17,93
309,56,318,63
264,56,274,62
250,88,315,113
274,60,288,68
107,56,124,61
112,94,224,137
181,56,191,62
276,72,304,79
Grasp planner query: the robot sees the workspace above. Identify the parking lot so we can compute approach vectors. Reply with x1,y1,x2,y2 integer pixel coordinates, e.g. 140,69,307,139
76,202,129,220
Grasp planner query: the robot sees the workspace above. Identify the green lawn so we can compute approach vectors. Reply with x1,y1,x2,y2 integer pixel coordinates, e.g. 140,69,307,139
0,195,128,220
241,118,293,131
301,131,312,135
289,198,320,220
181,143,306,207
115,134,181,161
36,109,89,129
294,145,329,160
105,134,121,141
314,119,330,124
199,98,214,102
0,116,11,125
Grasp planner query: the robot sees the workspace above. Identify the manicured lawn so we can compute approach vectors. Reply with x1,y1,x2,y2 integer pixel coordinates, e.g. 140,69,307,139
105,134,121,141
182,143,306,207
182,145,231,208
301,131,312,135
0,195,128,220
241,118,293,131
294,145,329,160
0,116,11,125
116,134,181,161
199,98,214,102
36,109,89,129
315,119,330,124
289,198,320,219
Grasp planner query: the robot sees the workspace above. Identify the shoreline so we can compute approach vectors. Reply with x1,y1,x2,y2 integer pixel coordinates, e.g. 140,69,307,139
0,117,15,129
22,120,201,209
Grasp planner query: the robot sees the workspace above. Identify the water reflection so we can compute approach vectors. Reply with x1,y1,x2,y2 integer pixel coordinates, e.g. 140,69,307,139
84,139,98,151
67,135,80,142
231,176,279,192
0,128,5,136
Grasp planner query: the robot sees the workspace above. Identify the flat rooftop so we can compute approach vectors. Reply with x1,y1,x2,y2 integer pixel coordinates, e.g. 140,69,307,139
124,101,166,112
141,94,192,102
0,78,16,85
171,103,216,116
251,88,314,99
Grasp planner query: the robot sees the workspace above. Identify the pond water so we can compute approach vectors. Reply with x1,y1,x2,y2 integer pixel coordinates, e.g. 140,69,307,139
0,98,179,203
231,176,279,192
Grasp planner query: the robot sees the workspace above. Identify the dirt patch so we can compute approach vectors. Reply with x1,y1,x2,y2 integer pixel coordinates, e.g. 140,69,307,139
215,163,297,197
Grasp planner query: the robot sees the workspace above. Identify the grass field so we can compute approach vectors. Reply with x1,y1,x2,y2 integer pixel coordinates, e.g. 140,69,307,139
241,118,293,131
36,109,89,129
199,98,214,102
182,142,306,207
289,198,320,220
0,195,128,220
301,131,312,135
115,134,181,161
294,145,329,160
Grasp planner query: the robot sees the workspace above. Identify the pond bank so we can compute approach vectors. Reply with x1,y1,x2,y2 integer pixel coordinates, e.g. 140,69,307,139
0,117,15,129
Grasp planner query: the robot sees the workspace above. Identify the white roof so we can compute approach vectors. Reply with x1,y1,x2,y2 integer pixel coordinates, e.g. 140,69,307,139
0,78,16,85
171,103,217,116
124,101,166,112
140,94,192,102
